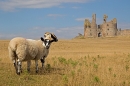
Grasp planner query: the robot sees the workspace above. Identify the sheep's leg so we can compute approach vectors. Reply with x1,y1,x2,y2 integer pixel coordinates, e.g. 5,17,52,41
35,60,38,73
13,60,18,73
20,62,22,73
41,58,45,68
27,60,31,72
17,59,22,75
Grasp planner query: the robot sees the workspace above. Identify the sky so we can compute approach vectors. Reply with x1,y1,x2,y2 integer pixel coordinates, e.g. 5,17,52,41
0,0,130,39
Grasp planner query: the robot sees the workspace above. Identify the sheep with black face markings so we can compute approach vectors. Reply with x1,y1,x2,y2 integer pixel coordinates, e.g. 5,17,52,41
8,32,58,75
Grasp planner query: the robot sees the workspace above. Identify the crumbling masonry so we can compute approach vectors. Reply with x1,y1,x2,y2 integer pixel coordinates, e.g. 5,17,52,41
84,14,119,37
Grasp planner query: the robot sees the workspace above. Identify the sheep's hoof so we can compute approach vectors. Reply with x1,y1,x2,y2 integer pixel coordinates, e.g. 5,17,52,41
17,72,20,75
27,69,30,72
36,70,38,73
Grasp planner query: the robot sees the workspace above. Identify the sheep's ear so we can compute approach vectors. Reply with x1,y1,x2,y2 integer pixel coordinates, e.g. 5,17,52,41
51,33,58,42
41,37,44,42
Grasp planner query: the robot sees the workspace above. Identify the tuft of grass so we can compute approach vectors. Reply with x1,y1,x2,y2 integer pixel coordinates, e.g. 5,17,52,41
123,81,126,86
125,65,129,71
84,56,87,59
70,70,75,78
93,64,98,69
114,74,116,77
22,70,30,75
68,58,78,68
94,76,100,83
62,75,68,84
45,64,51,72
108,67,112,73
58,57,67,65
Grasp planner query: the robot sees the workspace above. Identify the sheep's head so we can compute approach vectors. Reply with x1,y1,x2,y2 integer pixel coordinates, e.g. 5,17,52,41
41,32,58,49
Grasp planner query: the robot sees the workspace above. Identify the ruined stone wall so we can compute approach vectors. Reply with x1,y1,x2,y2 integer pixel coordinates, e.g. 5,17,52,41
120,29,130,36
84,14,119,38
84,27,97,37
84,14,97,37
102,21,117,37
84,19,91,37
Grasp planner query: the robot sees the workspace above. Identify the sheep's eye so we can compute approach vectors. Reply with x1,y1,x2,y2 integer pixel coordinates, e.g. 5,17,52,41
44,35,46,37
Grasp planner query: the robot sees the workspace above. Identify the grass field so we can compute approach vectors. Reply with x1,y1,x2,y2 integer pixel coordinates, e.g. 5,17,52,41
0,37,130,86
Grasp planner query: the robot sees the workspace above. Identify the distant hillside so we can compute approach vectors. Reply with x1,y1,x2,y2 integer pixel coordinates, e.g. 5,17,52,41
74,33,85,39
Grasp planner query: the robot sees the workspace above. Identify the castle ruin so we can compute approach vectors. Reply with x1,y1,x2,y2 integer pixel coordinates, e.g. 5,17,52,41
84,14,119,37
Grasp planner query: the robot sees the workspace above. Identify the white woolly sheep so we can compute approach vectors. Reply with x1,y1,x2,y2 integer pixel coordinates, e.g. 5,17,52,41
8,32,58,75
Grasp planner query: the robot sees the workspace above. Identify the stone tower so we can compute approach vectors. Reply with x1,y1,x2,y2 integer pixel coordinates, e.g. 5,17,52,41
102,15,118,37
84,14,97,37
91,14,97,37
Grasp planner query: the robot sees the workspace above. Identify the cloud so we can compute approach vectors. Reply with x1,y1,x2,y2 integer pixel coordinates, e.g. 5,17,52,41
47,14,66,18
8,26,83,39
76,18,86,21
72,6,80,9
0,0,92,11
76,17,92,22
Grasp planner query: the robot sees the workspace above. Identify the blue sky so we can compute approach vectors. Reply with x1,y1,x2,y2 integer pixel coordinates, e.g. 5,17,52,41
0,0,130,39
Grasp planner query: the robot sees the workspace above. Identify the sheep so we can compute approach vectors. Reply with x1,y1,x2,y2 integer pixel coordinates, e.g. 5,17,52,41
8,32,58,75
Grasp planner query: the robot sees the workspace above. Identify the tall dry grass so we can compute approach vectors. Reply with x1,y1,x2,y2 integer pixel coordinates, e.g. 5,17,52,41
0,37,130,86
